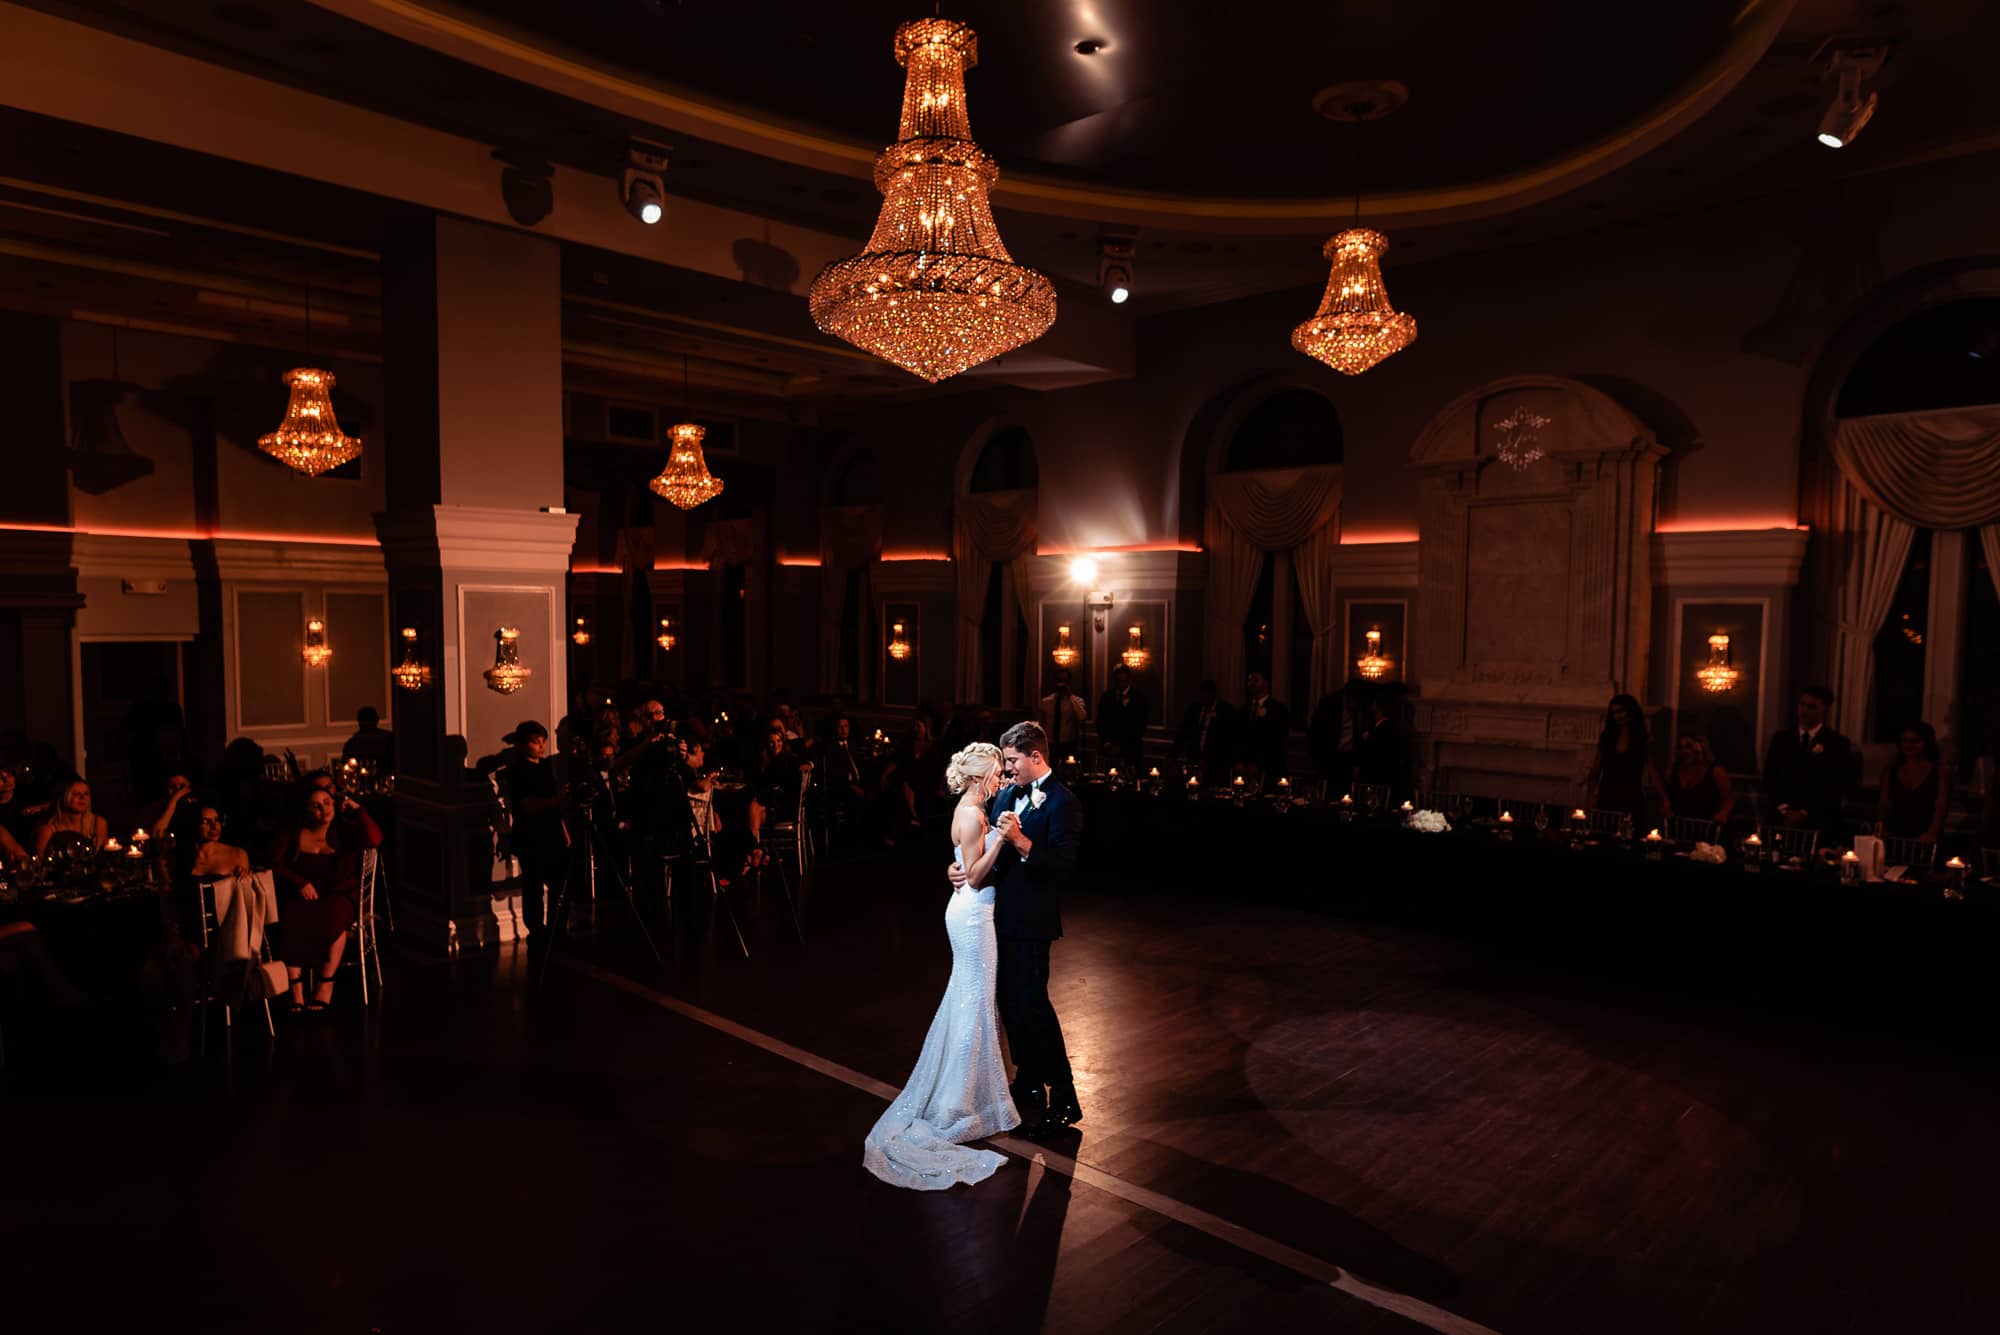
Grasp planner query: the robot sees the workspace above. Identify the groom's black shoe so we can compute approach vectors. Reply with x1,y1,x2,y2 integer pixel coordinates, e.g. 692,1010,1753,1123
1010,1080,1046,1120
1021,1090,1082,1142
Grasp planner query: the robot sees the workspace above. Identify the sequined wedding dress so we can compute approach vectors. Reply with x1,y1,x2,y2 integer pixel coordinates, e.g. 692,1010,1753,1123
862,826,1020,1190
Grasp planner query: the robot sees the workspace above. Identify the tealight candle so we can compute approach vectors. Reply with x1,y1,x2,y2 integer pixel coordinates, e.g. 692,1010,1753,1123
1399,799,1414,811
1109,768,1118,778
1498,810,1514,824
1232,776,1244,788
1946,856,1967,870
131,828,148,845
1571,808,1587,822
1186,775,1199,787
1644,829,1662,843
1340,793,1353,806
1745,833,1763,846
125,843,143,859
105,838,122,852
1067,755,1076,766
1278,777,1290,789
1149,767,1160,779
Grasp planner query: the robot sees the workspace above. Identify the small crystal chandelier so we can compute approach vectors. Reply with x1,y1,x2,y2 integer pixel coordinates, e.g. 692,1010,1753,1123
807,17,1057,382
392,627,430,692
1292,226,1416,375
301,618,332,668
650,356,723,510
571,615,591,647
887,620,912,661
483,626,533,695
1493,409,1552,471
1356,627,1392,680
1051,623,1079,668
1120,623,1151,671
1696,633,1740,694
655,616,677,653
258,289,361,477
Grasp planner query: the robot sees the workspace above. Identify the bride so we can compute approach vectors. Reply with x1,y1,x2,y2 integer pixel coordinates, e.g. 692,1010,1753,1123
863,742,1020,1189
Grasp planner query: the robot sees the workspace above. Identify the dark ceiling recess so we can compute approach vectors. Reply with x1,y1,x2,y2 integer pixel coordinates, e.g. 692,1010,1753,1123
1838,299,2000,417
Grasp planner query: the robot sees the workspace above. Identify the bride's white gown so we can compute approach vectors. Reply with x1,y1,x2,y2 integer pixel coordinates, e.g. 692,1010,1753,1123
863,826,1020,1190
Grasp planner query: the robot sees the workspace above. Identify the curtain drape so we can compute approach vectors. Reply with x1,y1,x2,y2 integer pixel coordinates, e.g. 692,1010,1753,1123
953,491,1037,703
1983,525,2000,603
1201,466,1342,697
818,505,881,694
698,518,756,566
1831,478,1917,739
1292,525,1342,704
1202,501,1267,696
1833,406,2000,531
1207,466,1343,550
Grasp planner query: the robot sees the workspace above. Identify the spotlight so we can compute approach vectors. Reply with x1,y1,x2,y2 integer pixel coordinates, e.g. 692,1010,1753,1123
1813,44,1887,149
1098,228,1137,306
623,139,670,225
1069,556,1099,586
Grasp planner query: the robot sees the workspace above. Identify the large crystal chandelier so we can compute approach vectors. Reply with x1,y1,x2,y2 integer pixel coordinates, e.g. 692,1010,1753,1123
649,422,724,510
1695,634,1741,694
483,626,533,696
808,17,1057,383
1292,227,1417,375
259,367,362,476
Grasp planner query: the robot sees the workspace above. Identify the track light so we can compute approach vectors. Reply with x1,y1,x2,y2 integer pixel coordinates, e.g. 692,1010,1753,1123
623,139,670,225
1814,45,1887,149
1098,228,1136,305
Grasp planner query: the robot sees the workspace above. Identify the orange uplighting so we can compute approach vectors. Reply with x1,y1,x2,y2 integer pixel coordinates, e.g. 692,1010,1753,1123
777,555,823,567
0,520,379,547
1340,531,1420,546
880,551,953,562
570,563,622,575
1653,519,1810,534
652,558,708,571
1036,540,1203,556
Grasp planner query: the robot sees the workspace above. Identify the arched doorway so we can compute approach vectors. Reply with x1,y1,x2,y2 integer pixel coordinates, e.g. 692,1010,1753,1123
955,425,1038,708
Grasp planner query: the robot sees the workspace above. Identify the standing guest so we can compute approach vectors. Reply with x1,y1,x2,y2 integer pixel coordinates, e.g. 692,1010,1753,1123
1662,735,1735,825
1355,683,1410,798
1763,685,1856,838
882,714,945,840
1240,671,1290,779
341,706,395,771
33,779,108,856
500,721,568,951
1173,680,1237,785
1585,694,1663,823
1039,669,1090,769
140,773,197,843
1877,722,1950,844
124,675,190,805
1308,680,1367,791
270,786,382,1012
1095,665,1149,771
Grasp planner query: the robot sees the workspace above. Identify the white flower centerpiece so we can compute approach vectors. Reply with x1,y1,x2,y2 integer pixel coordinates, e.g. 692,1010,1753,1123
1404,808,1451,834
1689,841,1728,865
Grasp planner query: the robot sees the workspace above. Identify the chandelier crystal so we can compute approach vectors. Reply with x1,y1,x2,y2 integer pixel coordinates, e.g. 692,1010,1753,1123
301,618,331,668
1696,633,1740,694
807,17,1057,383
1356,626,1392,680
656,616,677,653
392,627,430,692
1051,623,1079,668
1120,624,1151,671
887,620,912,661
259,368,362,477
483,626,533,696
571,615,591,647
649,422,724,510
1292,228,1417,375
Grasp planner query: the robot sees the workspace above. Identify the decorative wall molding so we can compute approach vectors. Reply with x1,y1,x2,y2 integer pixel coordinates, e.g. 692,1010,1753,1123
1328,540,1419,589
211,538,386,583
375,505,579,574
1650,527,1809,588
71,534,197,582
1023,549,1202,596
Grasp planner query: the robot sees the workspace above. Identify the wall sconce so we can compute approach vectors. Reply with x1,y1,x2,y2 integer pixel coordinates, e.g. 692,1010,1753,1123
391,626,430,692
302,617,331,668
887,620,912,661
571,614,591,647
1051,624,1079,668
655,616,677,652
1085,589,1113,632
1120,623,1151,670
1696,632,1740,693
483,626,532,695
1356,627,1392,680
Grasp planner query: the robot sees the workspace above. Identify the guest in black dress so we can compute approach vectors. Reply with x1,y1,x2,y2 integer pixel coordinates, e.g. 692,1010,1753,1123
33,779,108,856
1661,734,1735,825
271,787,382,1011
1585,694,1662,823
0,761,36,851
746,722,809,867
1877,722,1949,844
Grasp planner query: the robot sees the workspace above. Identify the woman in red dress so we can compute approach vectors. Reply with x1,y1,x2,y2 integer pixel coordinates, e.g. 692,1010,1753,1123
271,787,381,1012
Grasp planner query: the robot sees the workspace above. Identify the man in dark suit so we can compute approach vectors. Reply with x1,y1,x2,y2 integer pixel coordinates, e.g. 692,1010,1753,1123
1241,670,1291,779
1173,679,1236,785
948,718,1082,1140
1763,684,1856,838
1095,664,1149,771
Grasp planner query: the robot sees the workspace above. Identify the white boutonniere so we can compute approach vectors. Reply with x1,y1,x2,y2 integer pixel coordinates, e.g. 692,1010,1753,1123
1030,787,1046,810
1811,743,1825,755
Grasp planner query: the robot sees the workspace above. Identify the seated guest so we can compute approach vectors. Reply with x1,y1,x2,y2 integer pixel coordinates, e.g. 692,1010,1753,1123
1039,669,1090,768
186,803,253,880
139,772,196,843
881,714,944,840
1095,666,1149,771
341,706,395,771
33,779,108,856
1241,671,1291,779
1585,694,1662,822
1877,721,1949,844
0,820,24,867
1763,685,1855,837
747,721,811,862
1662,734,1735,825
0,761,37,848
270,786,383,1011
1355,683,1411,797
818,714,876,838
1173,680,1237,785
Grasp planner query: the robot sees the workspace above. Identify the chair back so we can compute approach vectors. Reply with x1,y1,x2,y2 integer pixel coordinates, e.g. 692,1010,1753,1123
357,848,379,925
1352,782,1390,813
1759,826,1820,859
1588,809,1629,836
1983,848,2000,878
1666,816,1718,845
1881,836,1938,870
1499,797,1544,823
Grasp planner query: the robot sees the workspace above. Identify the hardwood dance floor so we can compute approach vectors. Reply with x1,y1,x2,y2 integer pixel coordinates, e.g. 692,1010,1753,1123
6,850,1997,1334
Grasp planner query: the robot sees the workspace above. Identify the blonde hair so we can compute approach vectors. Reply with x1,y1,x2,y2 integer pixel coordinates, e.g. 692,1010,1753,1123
945,742,1002,795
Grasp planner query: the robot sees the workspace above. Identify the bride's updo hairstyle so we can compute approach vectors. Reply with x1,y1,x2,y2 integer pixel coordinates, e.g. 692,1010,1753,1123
944,742,1002,795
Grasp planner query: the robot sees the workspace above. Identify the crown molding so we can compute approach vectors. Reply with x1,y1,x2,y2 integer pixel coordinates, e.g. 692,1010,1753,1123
1651,528,1809,588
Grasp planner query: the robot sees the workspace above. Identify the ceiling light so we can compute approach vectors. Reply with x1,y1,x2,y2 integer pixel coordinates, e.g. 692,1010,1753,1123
623,140,670,225
1069,556,1099,585
1814,45,1887,149
1292,227,1416,375
1099,228,1136,305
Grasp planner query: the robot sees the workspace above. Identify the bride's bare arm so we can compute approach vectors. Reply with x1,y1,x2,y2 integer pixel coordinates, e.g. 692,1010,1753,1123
952,807,987,887
960,809,1007,888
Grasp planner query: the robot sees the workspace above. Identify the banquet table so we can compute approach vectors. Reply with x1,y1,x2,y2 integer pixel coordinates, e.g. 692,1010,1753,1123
1071,783,1998,1028
1,884,172,999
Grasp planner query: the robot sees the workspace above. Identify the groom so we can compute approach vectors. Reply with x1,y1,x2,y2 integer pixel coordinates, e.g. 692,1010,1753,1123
949,719,1083,1141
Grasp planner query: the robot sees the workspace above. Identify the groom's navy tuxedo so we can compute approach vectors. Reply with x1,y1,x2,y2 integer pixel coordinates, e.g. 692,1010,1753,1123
987,773,1080,1097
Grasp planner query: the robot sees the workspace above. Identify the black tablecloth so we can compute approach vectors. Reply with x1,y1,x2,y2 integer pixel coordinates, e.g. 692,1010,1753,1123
1073,786,1995,1026
3,888,172,999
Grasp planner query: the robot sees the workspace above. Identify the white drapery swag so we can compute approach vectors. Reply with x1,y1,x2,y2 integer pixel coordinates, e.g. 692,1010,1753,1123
1833,405,2000,531
953,491,1037,704
1202,466,1342,694
819,505,882,695
697,518,757,567
1830,478,1916,739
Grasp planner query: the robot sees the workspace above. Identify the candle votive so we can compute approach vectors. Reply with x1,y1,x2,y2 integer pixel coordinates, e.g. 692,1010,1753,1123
1840,849,1861,884
1945,855,1968,900
1644,829,1662,843
1498,810,1514,824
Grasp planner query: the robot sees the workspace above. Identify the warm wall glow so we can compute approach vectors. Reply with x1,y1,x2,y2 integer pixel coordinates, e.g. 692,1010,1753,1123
777,555,823,567
1339,531,1420,546
570,563,621,575
0,520,380,547
1654,519,1809,534
652,559,709,571
1037,541,1203,556
880,551,953,562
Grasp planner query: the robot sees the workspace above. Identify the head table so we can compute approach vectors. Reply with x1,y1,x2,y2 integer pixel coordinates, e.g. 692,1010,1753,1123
1068,778,1995,1032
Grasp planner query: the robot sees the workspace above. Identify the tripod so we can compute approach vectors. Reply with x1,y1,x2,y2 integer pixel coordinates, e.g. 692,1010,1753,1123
534,790,665,992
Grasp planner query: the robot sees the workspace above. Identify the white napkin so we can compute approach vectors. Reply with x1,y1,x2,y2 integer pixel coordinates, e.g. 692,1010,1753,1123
1852,835,1886,882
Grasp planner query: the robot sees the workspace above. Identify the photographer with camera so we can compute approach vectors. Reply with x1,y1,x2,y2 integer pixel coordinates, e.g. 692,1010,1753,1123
499,721,568,953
